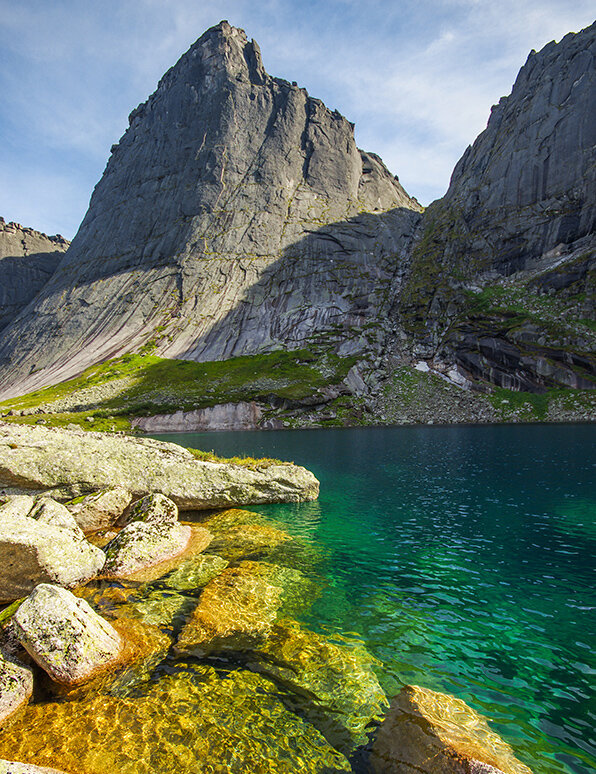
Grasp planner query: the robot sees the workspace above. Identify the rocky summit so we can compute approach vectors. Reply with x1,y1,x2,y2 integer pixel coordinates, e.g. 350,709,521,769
0,20,593,425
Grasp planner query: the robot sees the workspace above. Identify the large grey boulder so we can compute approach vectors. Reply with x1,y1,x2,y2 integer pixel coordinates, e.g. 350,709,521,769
0,655,33,727
0,423,319,509
0,218,68,335
0,21,421,400
0,507,106,603
12,584,122,686
65,487,133,533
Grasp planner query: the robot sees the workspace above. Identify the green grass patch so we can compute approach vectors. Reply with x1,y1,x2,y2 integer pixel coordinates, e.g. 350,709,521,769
187,448,291,469
488,386,596,420
0,349,358,427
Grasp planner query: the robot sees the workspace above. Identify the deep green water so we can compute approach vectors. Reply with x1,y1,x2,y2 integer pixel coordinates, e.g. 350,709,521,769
153,425,595,774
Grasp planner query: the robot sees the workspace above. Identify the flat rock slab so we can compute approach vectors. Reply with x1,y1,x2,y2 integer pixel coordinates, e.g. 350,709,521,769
0,423,319,509
13,584,122,686
0,656,33,727
370,684,533,774
102,522,195,579
0,515,106,603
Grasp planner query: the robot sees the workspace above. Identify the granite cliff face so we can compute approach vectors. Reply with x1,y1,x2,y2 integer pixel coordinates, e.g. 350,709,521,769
0,21,420,399
398,21,595,392
0,219,68,333
0,20,594,420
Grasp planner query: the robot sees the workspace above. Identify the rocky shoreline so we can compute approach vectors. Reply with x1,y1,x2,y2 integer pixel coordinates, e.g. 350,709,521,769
0,424,536,773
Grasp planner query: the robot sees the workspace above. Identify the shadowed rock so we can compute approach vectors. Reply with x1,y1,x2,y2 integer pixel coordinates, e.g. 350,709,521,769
65,488,133,533
0,655,33,728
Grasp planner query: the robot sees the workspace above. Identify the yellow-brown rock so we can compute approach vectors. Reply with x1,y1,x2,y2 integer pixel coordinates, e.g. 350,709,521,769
370,685,533,774
0,665,351,773
175,561,283,656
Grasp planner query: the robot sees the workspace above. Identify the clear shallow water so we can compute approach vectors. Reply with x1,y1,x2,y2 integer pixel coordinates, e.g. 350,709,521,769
153,425,596,774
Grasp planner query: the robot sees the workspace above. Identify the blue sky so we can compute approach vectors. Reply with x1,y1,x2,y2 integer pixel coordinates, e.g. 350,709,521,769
1,0,594,239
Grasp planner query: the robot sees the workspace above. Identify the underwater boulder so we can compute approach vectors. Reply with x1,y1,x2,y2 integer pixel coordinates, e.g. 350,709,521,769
247,619,388,753
370,684,534,774
0,664,352,773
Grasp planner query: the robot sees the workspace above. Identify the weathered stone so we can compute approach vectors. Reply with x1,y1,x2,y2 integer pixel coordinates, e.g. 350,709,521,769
0,515,106,603
0,763,69,774
12,584,122,686
102,522,194,580
0,423,320,509
0,497,36,520
28,499,81,532
65,488,133,533
247,620,387,752
122,492,178,526
0,655,33,727
0,665,351,772
370,685,533,774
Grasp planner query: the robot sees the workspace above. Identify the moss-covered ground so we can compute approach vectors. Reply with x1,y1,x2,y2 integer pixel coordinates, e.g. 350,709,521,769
0,349,357,431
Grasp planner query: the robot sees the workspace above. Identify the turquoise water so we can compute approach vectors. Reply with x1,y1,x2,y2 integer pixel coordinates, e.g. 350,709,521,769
153,425,595,774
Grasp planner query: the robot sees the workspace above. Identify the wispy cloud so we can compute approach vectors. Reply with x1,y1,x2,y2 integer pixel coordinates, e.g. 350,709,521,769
0,0,593,236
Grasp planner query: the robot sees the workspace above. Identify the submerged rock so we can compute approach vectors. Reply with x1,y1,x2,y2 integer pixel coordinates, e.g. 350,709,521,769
370,684,533,774
65,488,133,533
12,584,122,686
0,513,106,603
0,423,319,509
175,561,284,656
164,552,228,591
248,620,388,752
0,655,33,727
0,664,352,773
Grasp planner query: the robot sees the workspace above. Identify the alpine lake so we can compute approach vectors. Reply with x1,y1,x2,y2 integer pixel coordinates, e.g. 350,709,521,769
3,423,594,773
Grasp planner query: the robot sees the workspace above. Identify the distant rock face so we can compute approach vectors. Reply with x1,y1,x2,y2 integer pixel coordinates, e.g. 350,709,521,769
398,21,596,389
0,21,421,399
0,219,68,333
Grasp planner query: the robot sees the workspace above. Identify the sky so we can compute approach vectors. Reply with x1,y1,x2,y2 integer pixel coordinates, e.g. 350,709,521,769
0,0,594,239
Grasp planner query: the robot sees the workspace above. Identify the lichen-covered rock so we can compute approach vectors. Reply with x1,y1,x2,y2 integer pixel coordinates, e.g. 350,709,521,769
0,665,351,773
65,488,133,533
0,497,36,520
122,492,178,526
0,515,106,603
247,620,388,752
369,684,534,774
0,655,33,727
0,423,319,509
28,499,80,532
0,763,69,774
12,584,122,686
102,499,214,580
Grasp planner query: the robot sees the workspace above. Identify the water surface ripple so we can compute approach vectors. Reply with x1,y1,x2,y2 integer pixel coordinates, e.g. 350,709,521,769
153,424,596,774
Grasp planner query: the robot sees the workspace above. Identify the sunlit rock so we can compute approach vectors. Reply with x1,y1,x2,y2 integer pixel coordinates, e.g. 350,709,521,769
12,584,122,686
65,488,133,533
0,655,33,727
0,664,352,772
247,619,388,752
370,684,534,774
